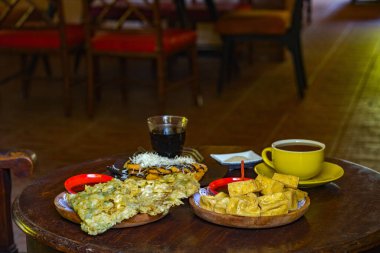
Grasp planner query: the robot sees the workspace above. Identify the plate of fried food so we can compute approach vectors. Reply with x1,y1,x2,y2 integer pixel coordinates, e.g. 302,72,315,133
189,173,310,229
55,152,209,235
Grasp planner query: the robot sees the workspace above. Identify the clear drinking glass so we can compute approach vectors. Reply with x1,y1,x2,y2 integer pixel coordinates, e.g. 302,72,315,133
147,115,188,158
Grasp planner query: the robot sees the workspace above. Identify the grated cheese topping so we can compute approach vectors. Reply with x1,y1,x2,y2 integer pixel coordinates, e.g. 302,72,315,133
130,152,196,168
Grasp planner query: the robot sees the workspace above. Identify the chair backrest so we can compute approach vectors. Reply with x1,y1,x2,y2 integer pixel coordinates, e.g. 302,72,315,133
83,0,164,52
0,0,66,28
0,150,34,253
0,0,68,50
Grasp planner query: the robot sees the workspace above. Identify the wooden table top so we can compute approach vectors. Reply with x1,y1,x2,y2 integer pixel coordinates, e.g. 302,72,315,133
13,146,380,253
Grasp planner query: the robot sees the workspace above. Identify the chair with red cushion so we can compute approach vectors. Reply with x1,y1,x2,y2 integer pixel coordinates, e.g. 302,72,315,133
0,149,34,253
0,0,85,116
215,0,307,98
83,0,202,117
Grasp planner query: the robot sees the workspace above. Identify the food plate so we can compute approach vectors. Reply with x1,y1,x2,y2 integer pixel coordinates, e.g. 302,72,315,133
254,162,344,188
189,189,310,229
54,192,167,228
64,174,113,194
210,150,262,168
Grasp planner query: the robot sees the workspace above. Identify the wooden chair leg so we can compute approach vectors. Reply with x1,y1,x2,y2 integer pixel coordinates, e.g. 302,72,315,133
73,49,83,75
156,55,166,113
217,38,233,94
86,51,95,118
288,36,307,98
189,46,203,106
21,55,38,99
94,56,102,102
118,57,127,101
42,55,52,78
306,0,312,24
60,50,72,117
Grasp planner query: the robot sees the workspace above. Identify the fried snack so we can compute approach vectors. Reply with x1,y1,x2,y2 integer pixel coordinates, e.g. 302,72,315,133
201,192,260,216
261,204,288,216
272,173,299,189
295,188,308,201
200,195,217,211
226,193,260,217
213,196,230,214
255,174,284,195
258,192,288,212
200,192,228,212
199,171,309,218
228,179,261,197
283,190,298,211
121,153,208,181
68,173,200,235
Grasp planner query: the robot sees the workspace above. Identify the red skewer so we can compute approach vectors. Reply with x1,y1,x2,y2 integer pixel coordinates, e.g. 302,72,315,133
241,160,245,179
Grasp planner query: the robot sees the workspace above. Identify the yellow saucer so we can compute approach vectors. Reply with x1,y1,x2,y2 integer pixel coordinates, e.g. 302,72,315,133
254,162,344,188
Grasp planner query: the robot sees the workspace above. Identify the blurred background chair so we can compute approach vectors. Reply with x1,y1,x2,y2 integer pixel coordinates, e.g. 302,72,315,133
83,0,202,117
0,0,85,116
215,0,307,98
0,149,34,253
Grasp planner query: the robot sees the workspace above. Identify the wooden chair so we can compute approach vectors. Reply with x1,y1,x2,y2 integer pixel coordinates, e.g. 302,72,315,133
0,0,85,116
215,0,307,98
83,0,202,117
0,149,34,253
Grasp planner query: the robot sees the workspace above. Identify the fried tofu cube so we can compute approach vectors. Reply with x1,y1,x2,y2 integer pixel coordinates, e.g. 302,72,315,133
228,179,261,197
226,195,260,217
213,196,230,214
283,190,298,211
255,174,284,195
272,173,299,189
261,204,288,216
295,189,308,201
258,192,288,212
214,192,229,199
200,195,217,211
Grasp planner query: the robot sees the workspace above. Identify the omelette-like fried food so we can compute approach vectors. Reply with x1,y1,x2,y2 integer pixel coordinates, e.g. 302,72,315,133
272,173,299,189
228,180,261,197
120,153,208,181
68,173,199,235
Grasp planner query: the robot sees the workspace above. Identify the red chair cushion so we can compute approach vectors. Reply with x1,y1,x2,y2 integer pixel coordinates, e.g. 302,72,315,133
91,29,197,54
0,25,84,49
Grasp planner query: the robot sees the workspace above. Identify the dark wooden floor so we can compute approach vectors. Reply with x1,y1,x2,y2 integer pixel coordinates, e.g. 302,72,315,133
1,0,380,251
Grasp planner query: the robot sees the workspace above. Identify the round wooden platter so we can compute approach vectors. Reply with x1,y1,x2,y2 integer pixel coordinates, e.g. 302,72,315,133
189,195,310,229
54,192,167,228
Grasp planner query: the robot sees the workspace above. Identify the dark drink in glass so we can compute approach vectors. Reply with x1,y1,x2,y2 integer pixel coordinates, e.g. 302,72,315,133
150,125,186,158
147,115,188,158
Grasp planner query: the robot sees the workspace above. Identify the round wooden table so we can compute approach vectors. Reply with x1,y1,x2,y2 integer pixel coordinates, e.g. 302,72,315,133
13,146,380,253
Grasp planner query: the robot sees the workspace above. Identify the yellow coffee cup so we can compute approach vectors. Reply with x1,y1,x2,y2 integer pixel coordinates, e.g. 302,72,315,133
261,139,325,180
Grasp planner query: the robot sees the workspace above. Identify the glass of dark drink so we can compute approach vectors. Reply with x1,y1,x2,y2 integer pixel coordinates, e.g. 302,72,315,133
147,115,188,158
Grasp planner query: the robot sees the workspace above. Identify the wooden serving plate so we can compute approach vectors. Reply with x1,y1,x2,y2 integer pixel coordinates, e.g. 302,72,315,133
54,192,167,228
189,194,310,229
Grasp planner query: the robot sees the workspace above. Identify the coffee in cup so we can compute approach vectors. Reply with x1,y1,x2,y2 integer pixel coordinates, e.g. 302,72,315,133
261,139,325,180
